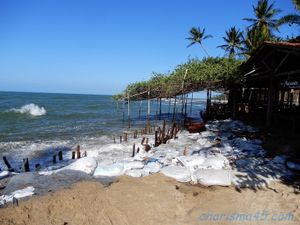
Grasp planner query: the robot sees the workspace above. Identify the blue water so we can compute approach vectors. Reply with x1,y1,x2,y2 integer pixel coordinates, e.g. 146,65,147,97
0,91,205,169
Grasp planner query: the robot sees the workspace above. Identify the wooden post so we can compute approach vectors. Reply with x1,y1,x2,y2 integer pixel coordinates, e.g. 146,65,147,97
76,145,81,159
52,155,57,164
139,100,142,119
22,158,30,172
154,130,158,147
173,95,177,122
72,151,76,159
181,69,188,116
127,93,131,128
290,91,294,108
120,136,122,143
58,150,63,161
132,144,135,157
190,92,194,115
266,77,274,128
141,137,145,145
162,120,166,143
3,156,13,171
159,98,162,119
147,88,151,117
206,88,210,114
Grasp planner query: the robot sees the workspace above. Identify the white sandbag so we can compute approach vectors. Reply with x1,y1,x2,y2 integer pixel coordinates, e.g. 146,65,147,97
198,155,230,170
123,161,145,171
143,162,161,173
125,169,143,177
192,169,231,186
93,163,125,177
0,186,35,206
177,155,206,171
160,166,191,182
0,171,10,179
60,157,97,175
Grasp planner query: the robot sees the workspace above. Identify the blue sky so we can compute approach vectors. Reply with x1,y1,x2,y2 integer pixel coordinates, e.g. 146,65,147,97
0,0,298,95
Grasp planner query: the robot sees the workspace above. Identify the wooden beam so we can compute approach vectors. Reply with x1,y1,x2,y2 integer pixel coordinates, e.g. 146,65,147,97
274,53,290,74
275,69,300,77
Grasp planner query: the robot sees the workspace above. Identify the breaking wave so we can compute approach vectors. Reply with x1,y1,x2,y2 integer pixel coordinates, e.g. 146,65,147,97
9,104,47,116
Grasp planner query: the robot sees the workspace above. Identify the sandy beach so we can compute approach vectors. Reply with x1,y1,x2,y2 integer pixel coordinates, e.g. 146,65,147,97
1,118,300,225
0,174,299,225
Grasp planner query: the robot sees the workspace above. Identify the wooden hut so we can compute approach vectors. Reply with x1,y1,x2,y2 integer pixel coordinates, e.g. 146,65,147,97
241,41,300,129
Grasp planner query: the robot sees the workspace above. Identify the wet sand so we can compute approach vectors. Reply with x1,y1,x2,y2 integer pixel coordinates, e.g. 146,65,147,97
0,174,299,225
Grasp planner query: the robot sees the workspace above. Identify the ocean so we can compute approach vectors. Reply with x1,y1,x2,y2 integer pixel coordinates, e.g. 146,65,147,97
0,91,205,170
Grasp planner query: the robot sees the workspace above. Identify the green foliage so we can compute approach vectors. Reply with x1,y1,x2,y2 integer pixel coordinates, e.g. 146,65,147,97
243,0,282,41
114,57,243,100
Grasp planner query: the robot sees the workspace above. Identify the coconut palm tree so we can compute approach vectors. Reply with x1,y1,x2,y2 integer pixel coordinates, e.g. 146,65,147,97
278,0,300,26
218,27,244,58
293,0,300,10
186,27,212,57
242,28,266,58
243,0,282,40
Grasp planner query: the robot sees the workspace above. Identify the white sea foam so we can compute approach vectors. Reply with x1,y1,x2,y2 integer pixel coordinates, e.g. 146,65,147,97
9,104,46,116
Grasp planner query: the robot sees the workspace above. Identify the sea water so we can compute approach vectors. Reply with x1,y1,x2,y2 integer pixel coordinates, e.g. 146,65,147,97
0,91,205,170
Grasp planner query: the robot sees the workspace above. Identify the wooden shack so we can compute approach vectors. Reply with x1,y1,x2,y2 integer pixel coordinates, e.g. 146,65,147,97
241,41,300,129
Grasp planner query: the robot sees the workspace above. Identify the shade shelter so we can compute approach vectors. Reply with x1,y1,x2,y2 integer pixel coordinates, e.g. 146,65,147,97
242,41,300,129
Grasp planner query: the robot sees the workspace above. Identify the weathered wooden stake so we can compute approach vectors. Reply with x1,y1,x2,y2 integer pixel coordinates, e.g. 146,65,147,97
22,158,30,172
52,155,57,164
3,156,13,171
154,131,158,147
132,144,135,157
72,151,76,159
58,150,63,161
141,137,145,145
120,136,122,143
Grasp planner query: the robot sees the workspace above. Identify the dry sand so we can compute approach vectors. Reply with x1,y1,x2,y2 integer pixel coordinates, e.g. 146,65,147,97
0,174,299,225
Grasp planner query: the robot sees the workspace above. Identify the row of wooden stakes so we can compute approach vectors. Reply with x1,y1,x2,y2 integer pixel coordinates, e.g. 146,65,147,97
1,145,87,173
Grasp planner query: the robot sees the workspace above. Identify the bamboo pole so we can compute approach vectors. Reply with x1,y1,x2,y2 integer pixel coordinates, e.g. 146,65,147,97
127,93,131,128
173,95,177,122
159,98,162,119
190,92,194,115
147,88,151,131
181,69,188,116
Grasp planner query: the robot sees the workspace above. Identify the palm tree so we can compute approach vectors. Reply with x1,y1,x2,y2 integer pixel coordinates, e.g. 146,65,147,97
186,27,212,57
278,0,300,26
218,27,244,58
293,0,300,10
242,28,266,58
243,0,282,40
